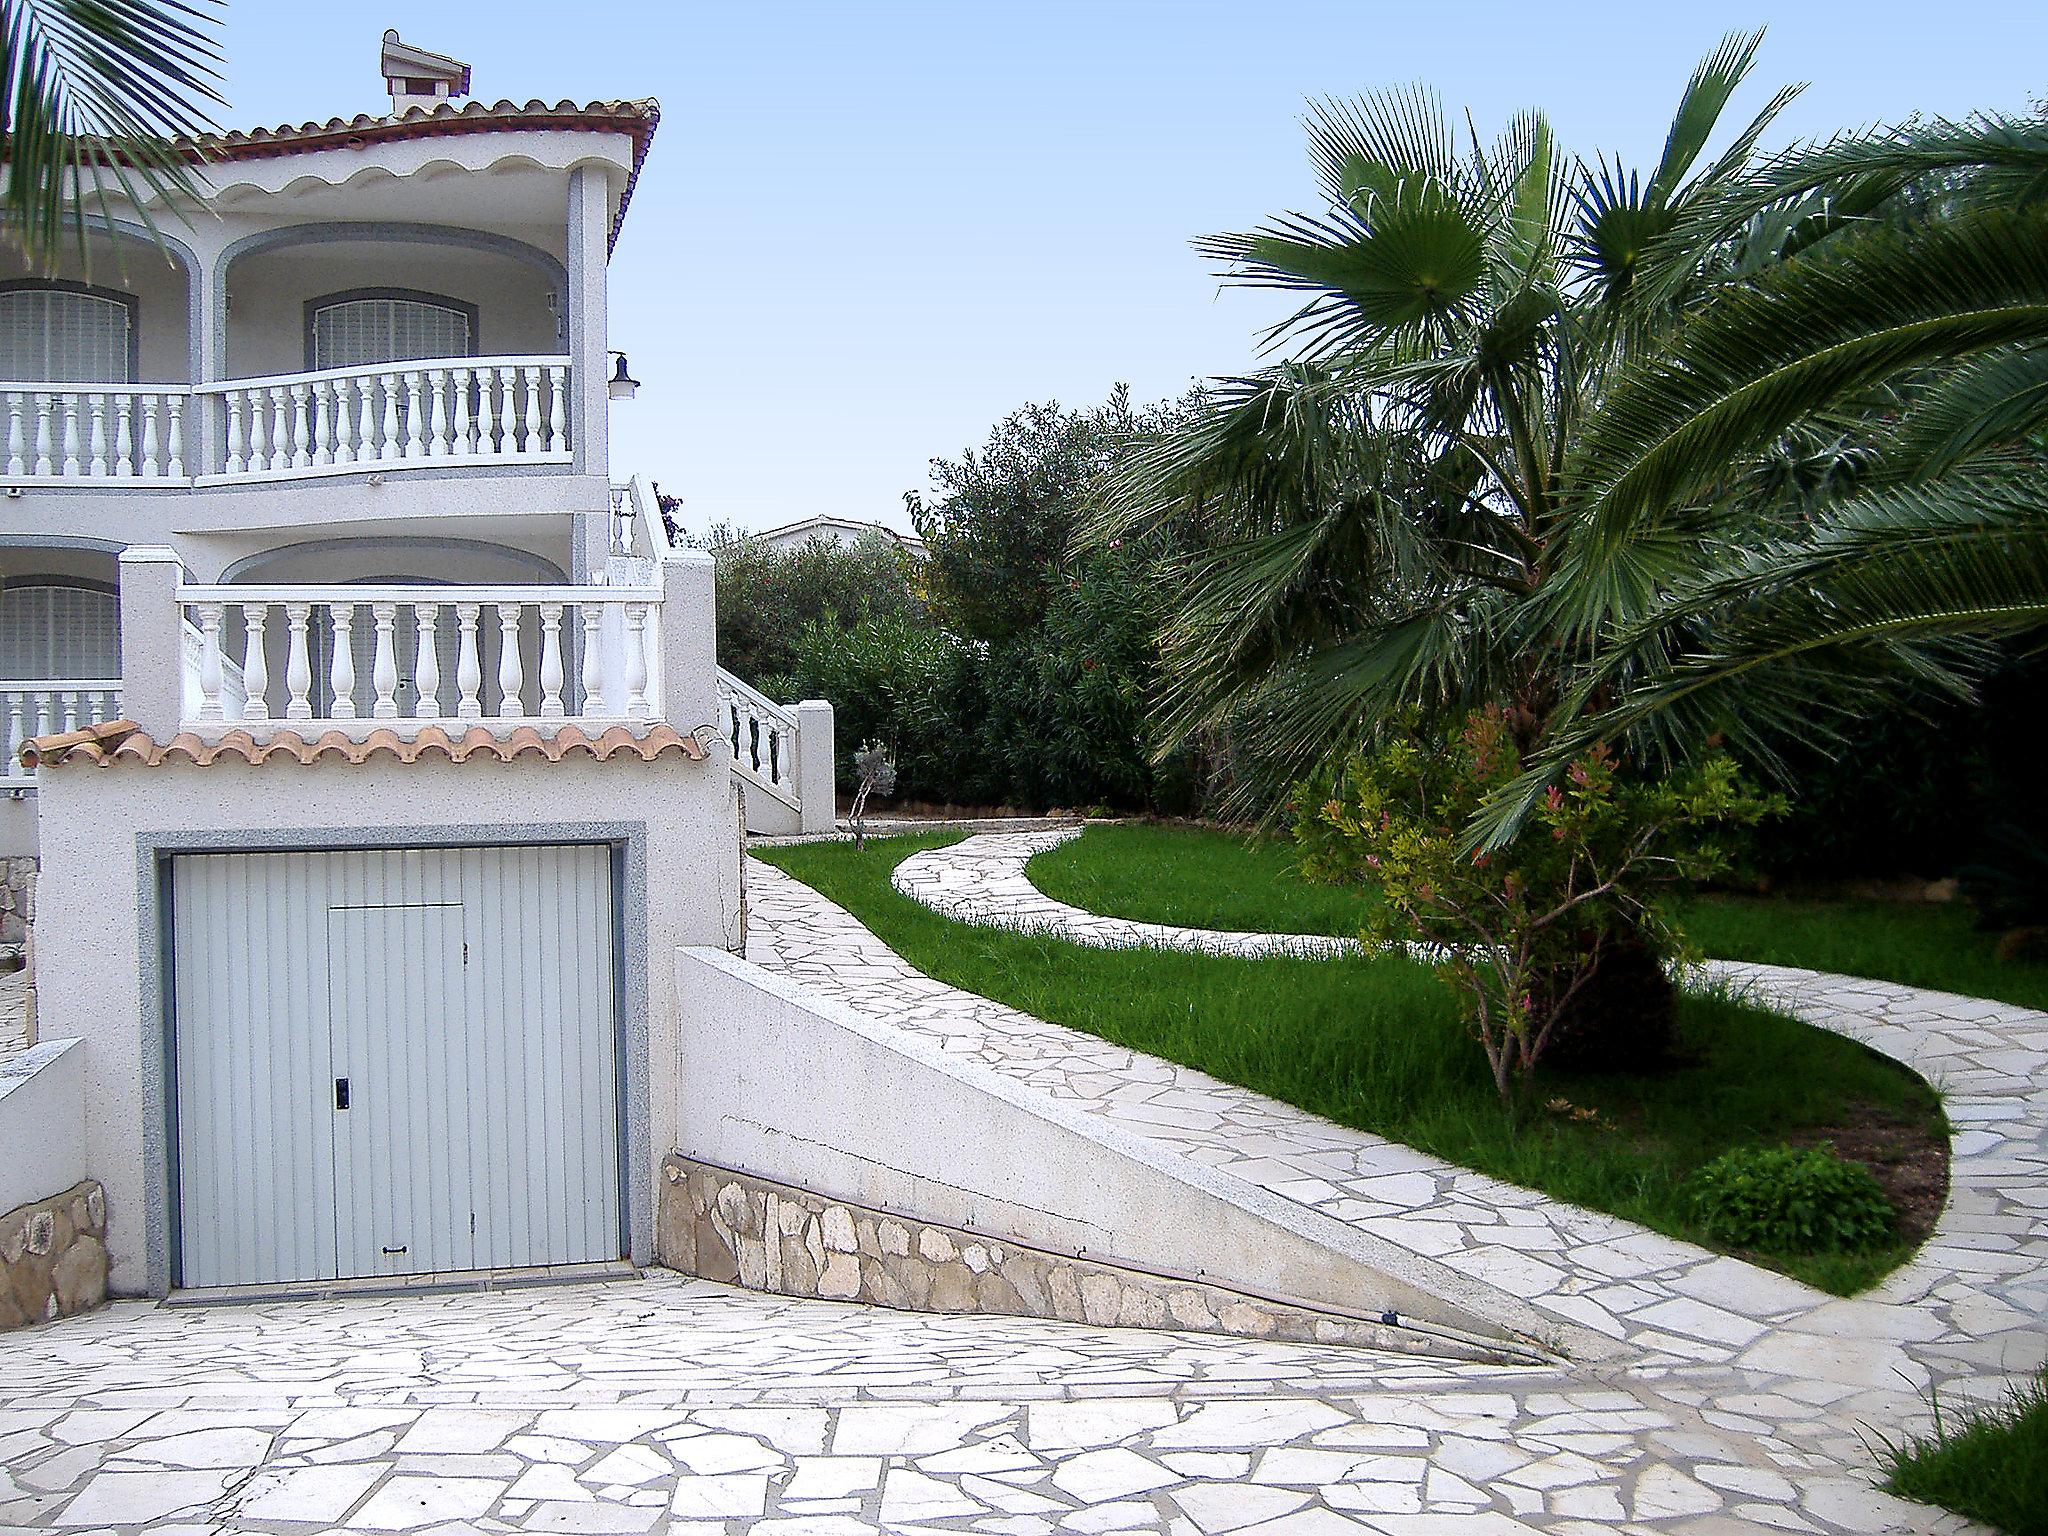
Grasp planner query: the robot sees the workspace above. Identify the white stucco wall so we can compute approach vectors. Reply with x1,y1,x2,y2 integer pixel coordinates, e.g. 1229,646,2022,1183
224,242,561,378
672,946,1569,1353
0,1038,86,1217
0,237,193,384
33,747,741,1295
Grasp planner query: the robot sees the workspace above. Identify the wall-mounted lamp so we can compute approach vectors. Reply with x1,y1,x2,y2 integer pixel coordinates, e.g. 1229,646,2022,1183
607,351,640,402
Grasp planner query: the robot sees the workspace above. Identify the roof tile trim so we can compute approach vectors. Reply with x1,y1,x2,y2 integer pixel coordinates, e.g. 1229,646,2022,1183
21,719,706,770
175,97,657,250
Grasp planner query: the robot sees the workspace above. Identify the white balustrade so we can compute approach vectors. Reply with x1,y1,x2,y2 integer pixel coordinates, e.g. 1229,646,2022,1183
1,682,124,779
716,670,799,801
177,584,661,730
198,356,571,482
0,386,188,480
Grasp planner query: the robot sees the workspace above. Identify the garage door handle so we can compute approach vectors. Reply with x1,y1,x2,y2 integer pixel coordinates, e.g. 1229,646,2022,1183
334,1077,350,1110
382,1245,408,1256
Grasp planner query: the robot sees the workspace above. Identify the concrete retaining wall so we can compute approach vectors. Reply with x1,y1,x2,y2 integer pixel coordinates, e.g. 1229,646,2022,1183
673,946,1572,1358
0,1038,85,1217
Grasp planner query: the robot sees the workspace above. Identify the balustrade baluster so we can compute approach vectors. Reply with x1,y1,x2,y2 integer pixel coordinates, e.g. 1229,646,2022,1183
225,390,247,474
60,395,80,475
139,397,160,478
84,394,107,475
475,366,498,456
545,365,566,453
427,369,450,457
283,604,313,718
331,378,356,465
371,603,400,717
312,381,334,466
165,396,185,479
4,696,22,775
270,387,293,472
328,603,357,718
450,367,473,456
496,604,525,717
403,371,427,458
240,604,271,721
113,395,134,476
359,375,380,461
581,605,605,716
538,603,565,716
290,383,312,468
520,366,542,454
31,393,51,475
245,389,268,473
454,604,483,718
380,373,401,461
624,603,651,718
194,603,227,722
6,394,23,476
413,604,442,718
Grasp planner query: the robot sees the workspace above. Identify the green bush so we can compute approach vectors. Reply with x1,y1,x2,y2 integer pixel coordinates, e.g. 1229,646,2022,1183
1684,1145,1894,1253
707,526,924,682
1295,711,1780,1097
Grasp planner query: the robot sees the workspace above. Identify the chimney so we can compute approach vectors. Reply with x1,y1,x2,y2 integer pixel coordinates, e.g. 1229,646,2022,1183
380,29,471,115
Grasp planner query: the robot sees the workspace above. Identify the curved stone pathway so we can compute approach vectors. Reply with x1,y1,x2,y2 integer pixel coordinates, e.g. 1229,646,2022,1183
739,827,2048,1532
894,826,1359,958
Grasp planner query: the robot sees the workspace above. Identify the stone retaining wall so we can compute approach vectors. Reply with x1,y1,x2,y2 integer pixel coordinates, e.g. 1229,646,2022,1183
657,1155,1500,1361
0,1178,107,1330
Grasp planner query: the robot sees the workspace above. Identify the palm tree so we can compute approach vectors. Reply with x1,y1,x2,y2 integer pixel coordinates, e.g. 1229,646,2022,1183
1086,35,2048,842
1,0,226,269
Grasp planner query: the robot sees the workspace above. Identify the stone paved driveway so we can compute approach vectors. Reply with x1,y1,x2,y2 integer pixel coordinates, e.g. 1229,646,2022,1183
0,1271,1965,1534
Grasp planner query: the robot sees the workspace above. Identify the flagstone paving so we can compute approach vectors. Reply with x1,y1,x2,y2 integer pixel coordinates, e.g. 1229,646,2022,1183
0,1272,1974,1534
0,831,2035,1532
745,827,2048,1531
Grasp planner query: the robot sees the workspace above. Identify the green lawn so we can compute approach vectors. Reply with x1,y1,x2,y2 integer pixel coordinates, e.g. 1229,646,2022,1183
1682,893,2048,1014
1885,1373,2048,1536
756,831,1945,1295
1033,822,2048,1014
1031,821,1377,936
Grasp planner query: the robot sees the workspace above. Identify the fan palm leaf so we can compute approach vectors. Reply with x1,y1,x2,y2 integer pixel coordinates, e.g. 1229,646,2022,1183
1,0,224,269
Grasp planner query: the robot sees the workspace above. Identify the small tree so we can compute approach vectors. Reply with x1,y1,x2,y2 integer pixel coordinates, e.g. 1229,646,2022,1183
849,740,897,851
1299,711,1779,1103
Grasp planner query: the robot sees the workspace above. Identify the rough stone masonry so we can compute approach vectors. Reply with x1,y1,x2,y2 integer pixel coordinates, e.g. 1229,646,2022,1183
0,1178,107,1330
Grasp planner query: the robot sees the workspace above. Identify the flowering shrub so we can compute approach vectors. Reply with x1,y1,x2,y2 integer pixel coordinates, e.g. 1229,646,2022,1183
1684,1145,1894,1253
1295,711,1780,1100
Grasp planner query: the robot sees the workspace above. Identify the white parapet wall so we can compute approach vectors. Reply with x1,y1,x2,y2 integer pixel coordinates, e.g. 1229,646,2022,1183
672,945,1589,1358
0,1037,85,1217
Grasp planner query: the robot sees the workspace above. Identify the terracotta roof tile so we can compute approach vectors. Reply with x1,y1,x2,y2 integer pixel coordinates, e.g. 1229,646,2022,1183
182,97,659,250
21,720,706,770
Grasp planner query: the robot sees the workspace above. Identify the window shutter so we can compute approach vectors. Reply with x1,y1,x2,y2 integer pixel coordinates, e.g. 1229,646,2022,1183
0,583,121,678
311,297,472,371
0,289,132,383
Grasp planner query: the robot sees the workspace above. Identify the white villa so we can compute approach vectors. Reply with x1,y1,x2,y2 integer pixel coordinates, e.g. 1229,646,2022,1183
0,36,1523,1369
0,36,834,1305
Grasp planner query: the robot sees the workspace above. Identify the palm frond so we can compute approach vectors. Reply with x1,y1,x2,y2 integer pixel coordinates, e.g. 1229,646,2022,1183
1570,205,2048,562
1,0,225,270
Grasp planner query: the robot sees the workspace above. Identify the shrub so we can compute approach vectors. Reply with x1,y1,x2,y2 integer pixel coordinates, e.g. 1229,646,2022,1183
706,526,924,682
1684,1145,1893,1254
1296,711,1780,1098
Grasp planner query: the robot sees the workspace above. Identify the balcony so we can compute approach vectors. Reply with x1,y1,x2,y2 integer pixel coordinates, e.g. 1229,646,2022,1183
0,356,572,488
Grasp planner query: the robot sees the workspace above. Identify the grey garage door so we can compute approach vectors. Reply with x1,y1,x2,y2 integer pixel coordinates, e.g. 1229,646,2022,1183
169,844,622,1288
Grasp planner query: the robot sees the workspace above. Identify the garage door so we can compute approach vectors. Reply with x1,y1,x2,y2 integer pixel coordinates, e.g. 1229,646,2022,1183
168,844,622,1288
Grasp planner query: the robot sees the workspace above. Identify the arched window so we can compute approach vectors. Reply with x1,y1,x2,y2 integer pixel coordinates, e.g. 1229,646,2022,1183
0,581,121,678
0,284,136,383
307,290,475,371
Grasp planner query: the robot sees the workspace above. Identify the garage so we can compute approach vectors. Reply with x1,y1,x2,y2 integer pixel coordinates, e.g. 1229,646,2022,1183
167,843,623,1289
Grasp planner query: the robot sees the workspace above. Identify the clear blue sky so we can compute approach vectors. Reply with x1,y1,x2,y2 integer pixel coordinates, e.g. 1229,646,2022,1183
218,1,2045,535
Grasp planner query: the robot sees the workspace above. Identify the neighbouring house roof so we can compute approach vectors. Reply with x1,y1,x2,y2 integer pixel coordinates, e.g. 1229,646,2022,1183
178,97,660,250
752,516,929,553
22,719,706,770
